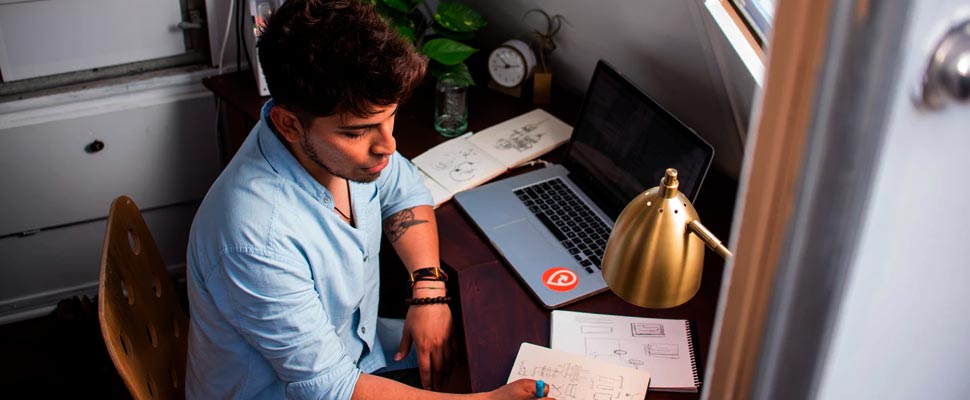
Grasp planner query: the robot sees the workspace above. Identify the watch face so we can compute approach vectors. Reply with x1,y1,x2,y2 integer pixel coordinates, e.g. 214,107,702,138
488,46,527,88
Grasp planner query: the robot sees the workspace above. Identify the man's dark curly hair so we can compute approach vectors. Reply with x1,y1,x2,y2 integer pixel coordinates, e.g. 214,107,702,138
257,0,427,123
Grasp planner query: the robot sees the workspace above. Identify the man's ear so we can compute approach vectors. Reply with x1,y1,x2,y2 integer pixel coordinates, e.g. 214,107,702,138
269,106,305,144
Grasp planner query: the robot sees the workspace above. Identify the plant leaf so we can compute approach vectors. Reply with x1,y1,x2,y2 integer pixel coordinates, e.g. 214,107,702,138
422,38,478,66
431,22,476,41
434,2,487,33
430,62,475,86
381,0,410,13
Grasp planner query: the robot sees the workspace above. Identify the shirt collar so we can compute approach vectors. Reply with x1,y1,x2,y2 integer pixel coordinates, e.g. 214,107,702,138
257,99,335,206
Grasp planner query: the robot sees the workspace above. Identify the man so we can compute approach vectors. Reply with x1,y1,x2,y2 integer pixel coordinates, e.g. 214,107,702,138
185,0,550,399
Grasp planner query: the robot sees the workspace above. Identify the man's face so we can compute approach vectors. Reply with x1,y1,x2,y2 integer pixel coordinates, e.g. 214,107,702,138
298,104,398,183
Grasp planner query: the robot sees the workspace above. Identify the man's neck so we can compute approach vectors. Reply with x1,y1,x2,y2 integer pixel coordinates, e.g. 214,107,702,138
276,133,346,196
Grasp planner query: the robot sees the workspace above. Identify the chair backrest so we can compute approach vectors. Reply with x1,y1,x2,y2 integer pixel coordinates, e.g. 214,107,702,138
99,196,189,400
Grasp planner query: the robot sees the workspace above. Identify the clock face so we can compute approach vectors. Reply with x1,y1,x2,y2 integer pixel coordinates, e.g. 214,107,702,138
488,46,528,88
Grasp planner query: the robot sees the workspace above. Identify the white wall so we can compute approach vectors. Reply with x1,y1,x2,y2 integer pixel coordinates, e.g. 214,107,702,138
457,0,758,179
815,2,970,398
204,0,758,177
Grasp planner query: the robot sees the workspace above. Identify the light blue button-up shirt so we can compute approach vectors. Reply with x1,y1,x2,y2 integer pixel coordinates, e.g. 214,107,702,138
185,100,432,399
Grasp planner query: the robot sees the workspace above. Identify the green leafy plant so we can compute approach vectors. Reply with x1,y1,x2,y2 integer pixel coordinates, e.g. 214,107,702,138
364,0,487,86
524,8,566,73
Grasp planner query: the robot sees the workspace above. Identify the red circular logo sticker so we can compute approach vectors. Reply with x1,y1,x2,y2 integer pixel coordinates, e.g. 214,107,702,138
542,267,579,292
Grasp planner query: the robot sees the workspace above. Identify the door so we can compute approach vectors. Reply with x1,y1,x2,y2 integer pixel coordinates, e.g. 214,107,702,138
705,0,970,399
811,1,970,398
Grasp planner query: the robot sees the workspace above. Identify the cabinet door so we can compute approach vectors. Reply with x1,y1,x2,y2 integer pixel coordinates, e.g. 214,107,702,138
0,202,198,318
0,0,187,81
0,91,220,237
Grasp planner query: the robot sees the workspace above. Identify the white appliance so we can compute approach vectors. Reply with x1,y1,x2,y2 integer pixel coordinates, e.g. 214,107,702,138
246,0,286,96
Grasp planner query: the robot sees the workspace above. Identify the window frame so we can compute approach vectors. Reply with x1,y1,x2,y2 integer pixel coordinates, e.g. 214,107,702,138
0,0,210,99
729,0,775,46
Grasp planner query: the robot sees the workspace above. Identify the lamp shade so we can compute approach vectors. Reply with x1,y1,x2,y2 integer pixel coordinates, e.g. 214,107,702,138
601,168,731,309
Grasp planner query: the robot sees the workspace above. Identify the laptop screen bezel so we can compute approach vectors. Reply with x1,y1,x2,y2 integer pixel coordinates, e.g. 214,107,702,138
560,60,715,220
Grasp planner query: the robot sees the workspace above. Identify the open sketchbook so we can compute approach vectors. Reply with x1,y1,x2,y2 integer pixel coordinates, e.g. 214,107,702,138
507,342,650,400
412,109,572,207
550,310,701,393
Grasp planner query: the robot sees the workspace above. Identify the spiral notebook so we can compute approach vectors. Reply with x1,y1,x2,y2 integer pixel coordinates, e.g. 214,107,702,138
550,310,701,393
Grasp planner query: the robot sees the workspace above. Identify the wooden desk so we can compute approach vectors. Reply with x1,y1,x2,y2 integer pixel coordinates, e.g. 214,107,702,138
202,72,736,398
437,170,735,398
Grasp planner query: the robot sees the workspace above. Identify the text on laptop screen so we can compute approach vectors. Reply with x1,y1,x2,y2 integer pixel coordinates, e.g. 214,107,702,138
563,62,713,219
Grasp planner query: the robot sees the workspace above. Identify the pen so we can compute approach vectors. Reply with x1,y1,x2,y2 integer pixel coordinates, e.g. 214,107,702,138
536,379,545,398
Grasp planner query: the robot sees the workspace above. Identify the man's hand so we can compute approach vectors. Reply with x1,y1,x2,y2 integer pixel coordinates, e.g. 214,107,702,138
396,284,453,391
483,379,555,400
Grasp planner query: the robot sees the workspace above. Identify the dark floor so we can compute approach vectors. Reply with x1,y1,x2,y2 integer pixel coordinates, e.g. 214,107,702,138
0,296,132,398
0,246,431,398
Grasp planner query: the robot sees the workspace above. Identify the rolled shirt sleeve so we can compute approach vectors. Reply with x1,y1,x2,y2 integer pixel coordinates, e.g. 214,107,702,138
377,152,433,218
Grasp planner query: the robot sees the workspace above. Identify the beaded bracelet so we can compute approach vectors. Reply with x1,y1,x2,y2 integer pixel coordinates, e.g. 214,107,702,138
405,296,452,306
409,267,449,286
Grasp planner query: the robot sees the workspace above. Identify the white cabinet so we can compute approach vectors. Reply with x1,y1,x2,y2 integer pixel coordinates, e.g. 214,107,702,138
0,203,198,318
0,89,219,236
0,70,220,322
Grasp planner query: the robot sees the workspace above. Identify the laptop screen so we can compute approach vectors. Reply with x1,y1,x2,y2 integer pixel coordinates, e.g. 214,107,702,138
562,60,714,220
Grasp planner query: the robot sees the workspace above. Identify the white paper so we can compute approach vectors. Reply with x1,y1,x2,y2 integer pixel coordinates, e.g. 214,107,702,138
412,135,506,197
468,109,573,168
507,342,649,400
550,310,698,392
411,109,573,207
417,168,453,208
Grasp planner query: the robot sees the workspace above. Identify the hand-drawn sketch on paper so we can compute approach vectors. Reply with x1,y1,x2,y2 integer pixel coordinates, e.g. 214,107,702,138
631,322,665,337
508,343,649,400
494,119,548,153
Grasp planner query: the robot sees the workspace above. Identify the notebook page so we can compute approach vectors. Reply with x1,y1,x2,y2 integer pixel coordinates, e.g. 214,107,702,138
507,342,649,400
550,310,698,392
468,109,572,168
416,168,453,208
412,135,506,196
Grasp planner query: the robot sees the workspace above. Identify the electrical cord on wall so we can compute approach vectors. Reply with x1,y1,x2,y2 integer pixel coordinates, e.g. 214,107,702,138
218,0,236,74
219,0,236,75
235,0,242,73
237,0,253,73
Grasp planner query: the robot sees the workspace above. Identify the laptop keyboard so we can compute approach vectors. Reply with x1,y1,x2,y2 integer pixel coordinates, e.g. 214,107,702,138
513,178,612,274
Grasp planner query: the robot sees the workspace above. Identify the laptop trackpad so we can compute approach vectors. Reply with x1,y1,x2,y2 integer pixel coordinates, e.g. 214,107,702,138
492,219,559,253
491,219,570,269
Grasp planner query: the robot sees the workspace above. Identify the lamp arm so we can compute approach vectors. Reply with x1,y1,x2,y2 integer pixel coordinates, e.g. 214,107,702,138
687,220,733,259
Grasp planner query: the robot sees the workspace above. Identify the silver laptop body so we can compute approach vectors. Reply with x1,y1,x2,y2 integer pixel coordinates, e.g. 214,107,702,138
454,60,714,308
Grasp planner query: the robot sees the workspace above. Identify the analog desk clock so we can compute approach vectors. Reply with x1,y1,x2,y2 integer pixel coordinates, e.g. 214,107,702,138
487,39,537,91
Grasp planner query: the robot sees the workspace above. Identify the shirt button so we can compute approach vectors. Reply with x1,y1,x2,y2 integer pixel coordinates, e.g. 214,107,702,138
363,255,369,262
323,197,331,204
361,326,367,334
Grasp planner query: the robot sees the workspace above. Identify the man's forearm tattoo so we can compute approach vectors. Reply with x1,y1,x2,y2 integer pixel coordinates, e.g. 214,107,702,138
383,208,428,243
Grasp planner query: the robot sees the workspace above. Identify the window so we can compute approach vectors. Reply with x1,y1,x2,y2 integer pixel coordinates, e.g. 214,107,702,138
731,0,777,45
0,0,210,98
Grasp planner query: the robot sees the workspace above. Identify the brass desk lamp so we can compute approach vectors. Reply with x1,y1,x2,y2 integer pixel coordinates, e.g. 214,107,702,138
601,168,733,309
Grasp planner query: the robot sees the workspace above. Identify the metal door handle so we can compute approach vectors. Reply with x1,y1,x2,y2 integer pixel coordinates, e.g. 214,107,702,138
921,20,970,108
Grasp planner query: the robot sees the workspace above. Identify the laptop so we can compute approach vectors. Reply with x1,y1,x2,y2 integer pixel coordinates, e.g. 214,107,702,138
453,60,715,308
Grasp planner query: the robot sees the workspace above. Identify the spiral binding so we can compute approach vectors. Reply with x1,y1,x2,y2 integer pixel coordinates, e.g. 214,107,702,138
684,320,702,389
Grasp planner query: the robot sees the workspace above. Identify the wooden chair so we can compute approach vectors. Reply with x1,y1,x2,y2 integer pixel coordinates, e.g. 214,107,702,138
98,196,189,400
